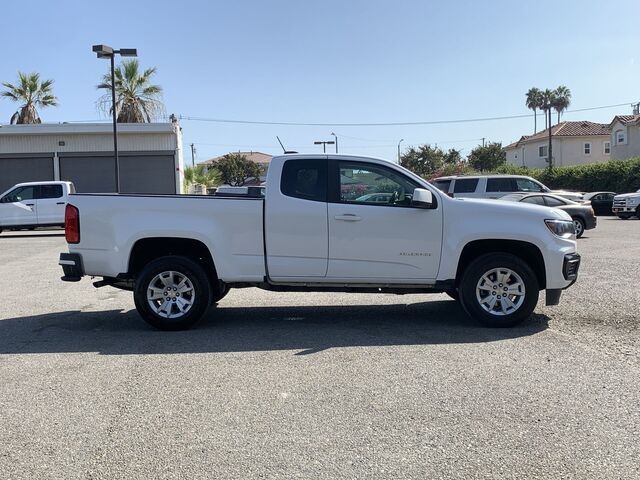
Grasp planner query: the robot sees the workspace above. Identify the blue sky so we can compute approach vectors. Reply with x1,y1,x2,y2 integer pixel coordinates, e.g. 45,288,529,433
1,0,639,162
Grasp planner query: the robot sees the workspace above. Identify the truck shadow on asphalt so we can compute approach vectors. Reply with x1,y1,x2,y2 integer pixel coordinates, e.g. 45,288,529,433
0,300,549,356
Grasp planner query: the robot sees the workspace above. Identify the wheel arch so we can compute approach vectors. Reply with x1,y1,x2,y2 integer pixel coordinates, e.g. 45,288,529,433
128,237,218,286
455,239,546,290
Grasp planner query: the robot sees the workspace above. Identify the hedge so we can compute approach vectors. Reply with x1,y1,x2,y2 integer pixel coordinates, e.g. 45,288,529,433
431,158,640,193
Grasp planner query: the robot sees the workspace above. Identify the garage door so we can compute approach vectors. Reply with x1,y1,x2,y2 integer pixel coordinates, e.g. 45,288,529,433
0,156,54,193
59,155,117,193
120,154,176,194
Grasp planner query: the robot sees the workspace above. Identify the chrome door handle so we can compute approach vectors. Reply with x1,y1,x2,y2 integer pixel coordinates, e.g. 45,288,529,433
334,214,361,221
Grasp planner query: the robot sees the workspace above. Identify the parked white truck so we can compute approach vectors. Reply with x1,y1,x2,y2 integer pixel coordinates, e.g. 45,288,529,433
0,181,74,233
612,189,640,219
59,154,580,330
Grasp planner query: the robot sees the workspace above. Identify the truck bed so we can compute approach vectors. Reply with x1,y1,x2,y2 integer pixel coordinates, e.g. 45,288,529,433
67,193,266,281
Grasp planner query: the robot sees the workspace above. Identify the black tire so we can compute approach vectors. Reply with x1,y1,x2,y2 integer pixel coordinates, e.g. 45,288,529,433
133,255,212,331
618,215,631,220
458,253,539,328
444,289,459,301
636,206,640,219
211,284,230,304
572,217,585,238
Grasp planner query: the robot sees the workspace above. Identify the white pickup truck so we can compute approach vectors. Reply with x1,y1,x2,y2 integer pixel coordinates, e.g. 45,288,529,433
0,181,74,233
59,154,580,330
612,189,640,219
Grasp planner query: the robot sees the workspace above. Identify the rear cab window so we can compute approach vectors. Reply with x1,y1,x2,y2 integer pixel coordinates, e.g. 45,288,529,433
37,184,64,199
281,159,327,202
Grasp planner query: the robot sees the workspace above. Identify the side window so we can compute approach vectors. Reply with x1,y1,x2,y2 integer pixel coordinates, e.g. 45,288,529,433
521,196,545,205
281,159,327,202
486,178,515,193
453,178,479,194
432,179,451,193
544,196,566,207
38,184,63,199
604,193,615,200
338,162,419,207
515,178,543,192
2,186,35,203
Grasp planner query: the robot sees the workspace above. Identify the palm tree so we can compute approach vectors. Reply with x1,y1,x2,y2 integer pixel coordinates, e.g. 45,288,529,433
1,72,58,124
552,85,571,123
525,87,543,133
183,165,221,193
540,88,556,131
97,59,164,123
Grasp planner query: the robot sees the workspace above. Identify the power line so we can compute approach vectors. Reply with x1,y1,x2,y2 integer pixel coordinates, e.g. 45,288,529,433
178,101,635,127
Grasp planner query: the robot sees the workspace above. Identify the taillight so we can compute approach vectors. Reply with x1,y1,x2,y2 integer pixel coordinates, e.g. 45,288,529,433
65,204,80,244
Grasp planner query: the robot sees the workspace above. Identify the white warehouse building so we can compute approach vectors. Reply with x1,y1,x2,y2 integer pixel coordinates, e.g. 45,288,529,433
0,121,185,194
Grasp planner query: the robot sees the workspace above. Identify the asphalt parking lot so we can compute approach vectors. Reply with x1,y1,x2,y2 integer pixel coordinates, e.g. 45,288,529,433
1,219,639,479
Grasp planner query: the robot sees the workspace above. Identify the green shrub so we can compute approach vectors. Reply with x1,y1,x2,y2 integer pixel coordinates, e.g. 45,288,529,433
486,157,640,193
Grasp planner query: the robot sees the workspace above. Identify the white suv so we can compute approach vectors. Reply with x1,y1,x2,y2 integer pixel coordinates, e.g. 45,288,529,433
432,175,583,201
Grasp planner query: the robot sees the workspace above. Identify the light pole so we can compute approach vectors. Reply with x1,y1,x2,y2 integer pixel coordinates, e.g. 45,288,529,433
397,139,404,163
314,140,335,153
330,132,338,153
92,44,138,192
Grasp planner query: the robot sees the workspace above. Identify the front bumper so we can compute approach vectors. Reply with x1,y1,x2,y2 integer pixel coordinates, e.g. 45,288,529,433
59,253,84,282
612,206,637,213
546,253,581,306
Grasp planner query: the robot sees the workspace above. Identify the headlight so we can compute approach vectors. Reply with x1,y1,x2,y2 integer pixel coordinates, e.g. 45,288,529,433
545,219,576,239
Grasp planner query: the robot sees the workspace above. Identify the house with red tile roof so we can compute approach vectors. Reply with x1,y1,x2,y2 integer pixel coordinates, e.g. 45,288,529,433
504,121,611,168
609,115,640,160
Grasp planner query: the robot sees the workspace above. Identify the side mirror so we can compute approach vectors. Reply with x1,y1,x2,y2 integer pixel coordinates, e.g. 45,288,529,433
411,188,435,209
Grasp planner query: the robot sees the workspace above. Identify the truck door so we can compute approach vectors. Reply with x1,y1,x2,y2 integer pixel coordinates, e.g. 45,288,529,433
265,158,328,279
0,185,38,227
35,184,66,225
326,160,442,282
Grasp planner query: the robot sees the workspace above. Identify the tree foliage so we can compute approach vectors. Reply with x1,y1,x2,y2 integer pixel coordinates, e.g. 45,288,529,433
216,153,262,186
400,145,463,177
183,165,221,191
97,59,164,123
467,142,506,172
1,71,58,124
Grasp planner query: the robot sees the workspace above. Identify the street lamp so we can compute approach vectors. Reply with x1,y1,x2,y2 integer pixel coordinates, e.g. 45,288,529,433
92,44,138,192
397,139,404,163
314,140,335,153
330,132,338,153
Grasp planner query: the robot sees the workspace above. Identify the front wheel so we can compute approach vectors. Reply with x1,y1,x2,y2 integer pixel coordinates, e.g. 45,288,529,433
618,215,631,220
133,255,212,330
458,253,539,328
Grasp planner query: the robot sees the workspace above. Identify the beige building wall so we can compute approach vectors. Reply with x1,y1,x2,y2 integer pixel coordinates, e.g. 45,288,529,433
610,121,640,160
506,136,610,168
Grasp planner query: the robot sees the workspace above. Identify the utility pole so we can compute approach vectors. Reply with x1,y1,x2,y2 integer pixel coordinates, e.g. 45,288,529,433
397,139,404,164
482,137,485,147
190,143,196,167
547,108,553,170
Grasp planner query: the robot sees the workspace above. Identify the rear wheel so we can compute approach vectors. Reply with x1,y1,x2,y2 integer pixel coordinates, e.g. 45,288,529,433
458,253,539,328
618,214,631,220
211,284,230,304
134,255,211,330
572,217,585,238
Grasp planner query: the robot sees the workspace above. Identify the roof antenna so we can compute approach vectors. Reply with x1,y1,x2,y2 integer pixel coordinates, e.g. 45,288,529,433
277,136,297,154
